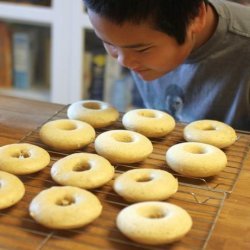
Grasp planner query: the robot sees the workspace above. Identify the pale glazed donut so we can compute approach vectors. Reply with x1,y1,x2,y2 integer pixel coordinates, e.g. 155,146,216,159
51,153,115,189
29,186,102,229
122,109,175,138
67,100,119,128
0,171,25,209
114,168,178,202
94,130,153,164
39,119,95,151
0,143,50,175
184,119,237,148
166,142,227,177
117,201,192,245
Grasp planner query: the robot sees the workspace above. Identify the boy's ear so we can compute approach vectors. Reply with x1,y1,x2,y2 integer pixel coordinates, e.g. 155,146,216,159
189,2,207,33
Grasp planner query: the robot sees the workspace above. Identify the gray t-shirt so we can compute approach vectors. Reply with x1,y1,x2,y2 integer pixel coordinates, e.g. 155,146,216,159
132,0,250,130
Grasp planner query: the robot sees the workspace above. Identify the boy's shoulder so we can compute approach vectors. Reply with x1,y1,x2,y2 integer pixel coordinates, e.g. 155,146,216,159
210,0,250,37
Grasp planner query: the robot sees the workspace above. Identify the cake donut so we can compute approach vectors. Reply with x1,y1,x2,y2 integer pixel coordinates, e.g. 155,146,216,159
94,130,153,164
166,142,227,177
114,168,178,202
122,109,175,138
183,120,237,148
29,186,102,229
39,119,95,151
0,171,25,209
67,100,119,128
51,153,115,189
117,201,192,245
0,143,50,175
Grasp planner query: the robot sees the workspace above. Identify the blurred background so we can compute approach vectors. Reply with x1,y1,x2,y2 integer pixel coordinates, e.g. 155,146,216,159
0,0,249,111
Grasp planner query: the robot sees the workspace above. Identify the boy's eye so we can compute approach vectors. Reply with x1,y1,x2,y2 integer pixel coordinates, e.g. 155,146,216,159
136,47,150,53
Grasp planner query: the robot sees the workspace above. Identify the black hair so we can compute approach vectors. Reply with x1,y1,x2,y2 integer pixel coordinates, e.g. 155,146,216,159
82,0,208,44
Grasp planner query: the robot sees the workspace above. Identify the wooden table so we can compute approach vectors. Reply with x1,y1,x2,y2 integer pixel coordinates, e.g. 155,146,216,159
0,95,249,250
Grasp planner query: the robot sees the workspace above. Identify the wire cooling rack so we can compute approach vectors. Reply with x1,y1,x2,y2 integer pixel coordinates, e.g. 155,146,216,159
26,106,250,194
1,105,249,250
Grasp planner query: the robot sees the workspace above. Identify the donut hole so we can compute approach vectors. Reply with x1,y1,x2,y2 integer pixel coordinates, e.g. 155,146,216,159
113,133,134,143
201,124,216,131
58,122,77,131
56,196,75,206
83,102,102,110
140,206,166,219
186,145,206,154
72,162,91,172
12,150,31,159
138,110,156,118
136,175,153,183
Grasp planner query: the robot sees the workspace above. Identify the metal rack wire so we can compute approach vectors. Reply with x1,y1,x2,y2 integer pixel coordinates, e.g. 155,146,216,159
1,105,249,250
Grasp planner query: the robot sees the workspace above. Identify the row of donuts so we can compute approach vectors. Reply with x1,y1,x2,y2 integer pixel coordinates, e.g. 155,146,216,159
67,100,237,148
0,144,190,245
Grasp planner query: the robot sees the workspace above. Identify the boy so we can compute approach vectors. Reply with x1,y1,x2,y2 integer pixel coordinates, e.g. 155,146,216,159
82,0,250,130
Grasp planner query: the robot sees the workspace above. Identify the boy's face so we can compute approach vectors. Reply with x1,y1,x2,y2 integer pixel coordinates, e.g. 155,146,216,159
88,11,196,81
